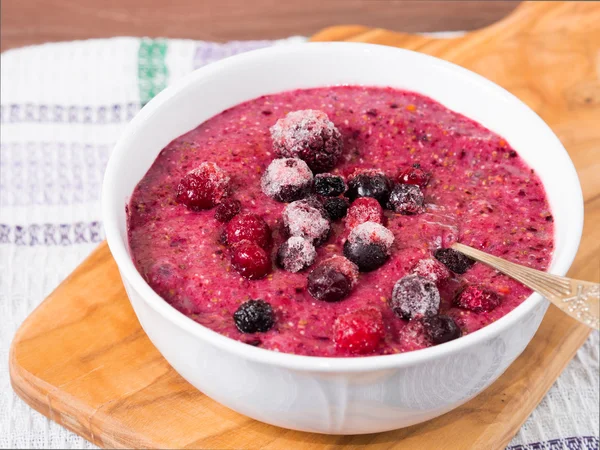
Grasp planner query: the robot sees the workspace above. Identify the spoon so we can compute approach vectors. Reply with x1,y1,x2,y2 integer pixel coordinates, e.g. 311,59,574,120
451,243,600,330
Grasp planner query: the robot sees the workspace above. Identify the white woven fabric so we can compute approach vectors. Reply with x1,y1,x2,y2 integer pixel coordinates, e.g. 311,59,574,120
1,37,598,450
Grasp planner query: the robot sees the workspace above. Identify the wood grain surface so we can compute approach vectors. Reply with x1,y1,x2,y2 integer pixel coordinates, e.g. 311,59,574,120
0,1,520,52
9,2,600,449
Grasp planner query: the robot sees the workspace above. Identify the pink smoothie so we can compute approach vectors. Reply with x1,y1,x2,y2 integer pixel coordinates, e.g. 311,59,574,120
127,86,554,357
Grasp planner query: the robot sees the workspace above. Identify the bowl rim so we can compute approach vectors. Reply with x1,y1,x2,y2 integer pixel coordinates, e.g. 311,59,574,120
102,42,584,372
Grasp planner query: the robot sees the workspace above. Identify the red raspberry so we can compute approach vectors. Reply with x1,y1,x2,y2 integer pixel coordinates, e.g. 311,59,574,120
176,162,230,210
455,285,502,313
225,213,271,249
345,197,384,230
214,198,241,222
333,308,385,354
398,163,430,187
230,240,271,280
412,258,451,285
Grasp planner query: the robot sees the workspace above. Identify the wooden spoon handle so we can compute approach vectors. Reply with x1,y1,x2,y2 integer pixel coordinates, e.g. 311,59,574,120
452,243,600,330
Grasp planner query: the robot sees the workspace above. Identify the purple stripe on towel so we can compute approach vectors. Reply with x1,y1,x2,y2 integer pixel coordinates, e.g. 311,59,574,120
507,436,599,450
0,222,104,246
0,103,140,124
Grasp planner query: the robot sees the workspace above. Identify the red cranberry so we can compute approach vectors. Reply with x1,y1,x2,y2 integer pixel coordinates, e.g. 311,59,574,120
176,162,230,210
333,308,385,354
225,213,271,249
398,163,430,187
230,240,271,280
214,198,241,223
345,197,384,230
455,285,502,313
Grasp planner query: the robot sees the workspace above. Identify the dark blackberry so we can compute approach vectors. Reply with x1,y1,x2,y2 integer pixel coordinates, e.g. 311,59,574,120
323,197,349,221
434,248,475,274
313,173,346,197
233,299,275,333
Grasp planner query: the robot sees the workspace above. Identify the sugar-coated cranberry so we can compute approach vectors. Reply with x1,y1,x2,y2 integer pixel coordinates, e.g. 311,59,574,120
225,213,271,249
333,308,385,354
276,236,316,273
233,299,275,333
313,173,346,197
345,169,392,205
389,274,440,319
387,184,425,215
422,315,461,344
261,158,313,202
307,264,352,302
412,258,451,285
176,162,230,210
343,222,394,272
454,285,502,313
214,198,241,222
323,197,349,221
283,198,330,246
270,110,343,173
398,163,430,187
230,240,271,280
345,197,384,230
434,248,475,274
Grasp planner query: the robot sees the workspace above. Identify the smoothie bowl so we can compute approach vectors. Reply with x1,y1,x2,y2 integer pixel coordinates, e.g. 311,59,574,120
102,43,583,434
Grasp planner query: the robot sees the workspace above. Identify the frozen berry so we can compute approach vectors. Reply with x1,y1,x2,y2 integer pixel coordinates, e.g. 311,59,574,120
343,222,394,272
434,248,475,274
390,274,440,319
345,197,384,230
321,255,359,288
225,213,271,249
230,240,271,280
176,162,230,210
345,169,392,205
283,198,330,246
387,184,424,215
214,198,241,222
422,315,461,344
270,110,343,173
454,285,501,313
276,236,316,273
323,197,349,221
233,299,275,333
314,173,346,197
307,261,355,302
261,158,313,202
398,163,430,187
333,308,385,354
412,258,451,284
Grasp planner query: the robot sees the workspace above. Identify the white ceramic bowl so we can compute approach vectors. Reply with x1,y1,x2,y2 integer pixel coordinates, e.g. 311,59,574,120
102,42,583,434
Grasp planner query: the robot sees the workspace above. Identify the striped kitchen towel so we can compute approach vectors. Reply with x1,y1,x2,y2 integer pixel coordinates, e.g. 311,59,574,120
0,37,598,450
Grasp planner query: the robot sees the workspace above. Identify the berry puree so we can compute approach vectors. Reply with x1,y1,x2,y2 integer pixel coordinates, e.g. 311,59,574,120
127,86,554,357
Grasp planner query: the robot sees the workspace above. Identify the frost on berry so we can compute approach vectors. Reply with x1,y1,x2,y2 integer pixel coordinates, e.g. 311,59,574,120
345,197,384,230
387,184,425,215
276,236,317,273
389,274,441,320
343,221,395,272
176,162,230,210
412,258,451,284
283,198,331,246
454,285,502,313
320,255,359,288
270,110,343,173
261,158,313,202
225,213,271,249
307,258,358,303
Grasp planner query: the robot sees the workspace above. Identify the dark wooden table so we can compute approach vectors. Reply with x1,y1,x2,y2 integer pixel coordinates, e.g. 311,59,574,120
1,1,519,52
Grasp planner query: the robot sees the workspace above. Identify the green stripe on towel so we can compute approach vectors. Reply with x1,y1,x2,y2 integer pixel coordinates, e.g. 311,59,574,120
138,39,168,106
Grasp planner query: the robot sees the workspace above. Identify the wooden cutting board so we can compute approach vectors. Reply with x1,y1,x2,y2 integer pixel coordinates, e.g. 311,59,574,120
10,2,600,449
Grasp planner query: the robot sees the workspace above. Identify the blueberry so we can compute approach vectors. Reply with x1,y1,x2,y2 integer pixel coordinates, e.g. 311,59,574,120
233,299,275,333
434,248,475,274
323,197,349,221
422,315,461,344
343,240,388,272
387,184,424,214
314,173,346,197
307,264,352,302
345,169,392,205
389,274,440,319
